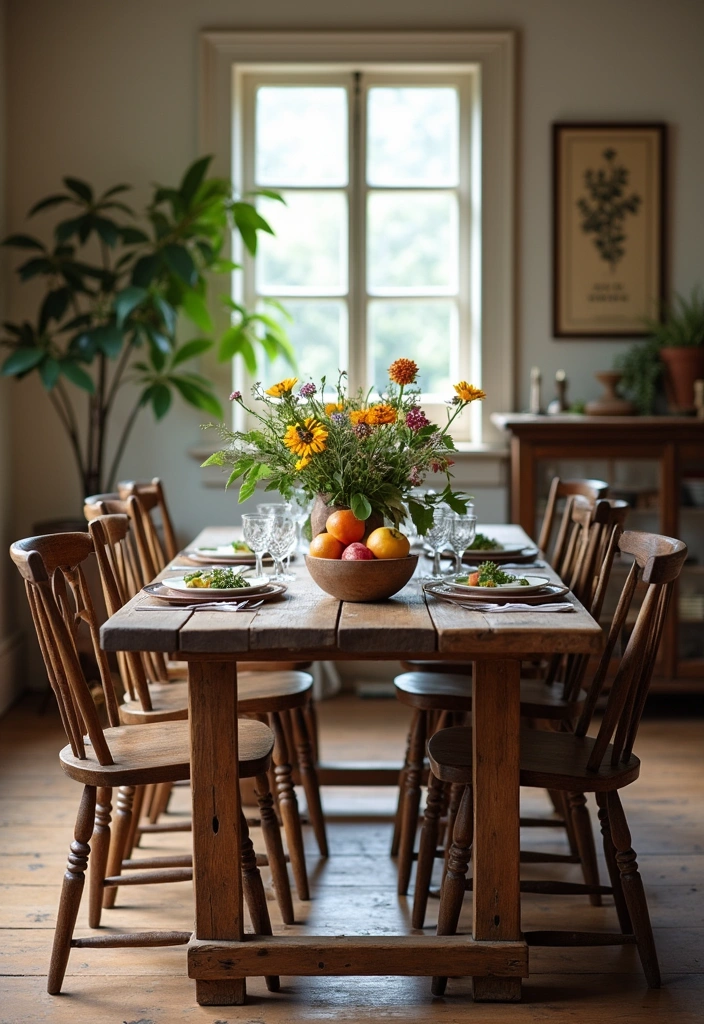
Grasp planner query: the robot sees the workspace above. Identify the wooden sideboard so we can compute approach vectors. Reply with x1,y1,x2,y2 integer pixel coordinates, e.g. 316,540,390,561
492,413,704,692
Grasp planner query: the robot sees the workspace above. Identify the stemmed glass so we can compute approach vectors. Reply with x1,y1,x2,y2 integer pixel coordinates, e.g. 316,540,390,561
241,513,273,579
423,510,452,579
288,489,312,556
257,502,292,517
266,511,297,581
449,512,478,574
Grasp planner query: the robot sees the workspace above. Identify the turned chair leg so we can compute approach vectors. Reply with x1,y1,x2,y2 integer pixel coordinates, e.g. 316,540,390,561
396,709,428,895
390,721,414,857
88,787,112,929
48,785,96,995
441,783,463,888
239,811,280,993
303,695,319,763
608,791,661,988
270,711,310,901
568,792,602,905
431,784,473,997
148,781,173,824
121,784,145,863
596,792,632,934
412,769,445,929
291,706,328,858
254,772,295,925
103,785,134,909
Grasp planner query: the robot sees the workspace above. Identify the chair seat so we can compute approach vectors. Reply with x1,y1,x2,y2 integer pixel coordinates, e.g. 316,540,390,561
60,718,274,787
394,671,586,719
120,670,314,724
427,725,640,793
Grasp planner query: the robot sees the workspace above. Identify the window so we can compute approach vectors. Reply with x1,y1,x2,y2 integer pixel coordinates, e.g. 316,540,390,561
240,71,474,430
201,31,515,444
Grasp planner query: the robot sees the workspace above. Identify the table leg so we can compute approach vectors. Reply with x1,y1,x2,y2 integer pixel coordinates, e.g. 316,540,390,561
188,659,245,1005
471,657,522,1001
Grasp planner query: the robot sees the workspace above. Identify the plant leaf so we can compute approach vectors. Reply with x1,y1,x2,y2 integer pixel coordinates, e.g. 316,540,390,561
29,194,71,216
179,155,213,204
170,375,223,418
2,234,45,251
114,285,148,327
120,226,150,245
182,290,213,332
163,243,196,286
171,338,212,366
102,183,132,199
92,324,124,358
94,216,120,248
39,357,61,390
63,177,93,203
150,383,172,419
1,347,44,376
60,359,95,392
350,493,372,521
131,253,160,288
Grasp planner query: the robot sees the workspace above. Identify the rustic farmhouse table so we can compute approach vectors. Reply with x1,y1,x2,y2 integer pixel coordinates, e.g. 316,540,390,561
100,524,603,1006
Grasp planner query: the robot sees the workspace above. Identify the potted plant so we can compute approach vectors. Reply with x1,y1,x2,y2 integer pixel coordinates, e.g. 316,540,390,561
203,359,483,536
616,288,704,414
1,157,294,501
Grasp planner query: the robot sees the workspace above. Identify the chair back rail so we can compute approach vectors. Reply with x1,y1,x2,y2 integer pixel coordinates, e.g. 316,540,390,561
574,530,687,771
88,513,158,707
10,533,122,765
538,477,609,570
84,493,161,583
118,478,178,563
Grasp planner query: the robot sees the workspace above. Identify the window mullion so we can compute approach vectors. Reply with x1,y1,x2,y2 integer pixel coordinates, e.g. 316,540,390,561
347,71,366,394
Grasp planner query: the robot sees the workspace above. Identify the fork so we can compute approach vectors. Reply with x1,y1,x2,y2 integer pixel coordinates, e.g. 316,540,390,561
136,599,264,613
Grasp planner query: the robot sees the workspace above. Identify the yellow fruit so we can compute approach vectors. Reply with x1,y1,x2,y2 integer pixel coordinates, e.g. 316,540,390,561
309,533,345,559
365,527,410,560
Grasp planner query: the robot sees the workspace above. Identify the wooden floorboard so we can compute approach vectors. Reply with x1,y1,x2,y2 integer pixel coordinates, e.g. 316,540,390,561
1,693,703,1022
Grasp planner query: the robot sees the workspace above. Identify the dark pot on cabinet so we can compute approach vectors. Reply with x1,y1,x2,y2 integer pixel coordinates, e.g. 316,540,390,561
660,348,704,413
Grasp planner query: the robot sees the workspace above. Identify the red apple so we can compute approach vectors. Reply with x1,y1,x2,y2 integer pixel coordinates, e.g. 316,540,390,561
341,542,376,561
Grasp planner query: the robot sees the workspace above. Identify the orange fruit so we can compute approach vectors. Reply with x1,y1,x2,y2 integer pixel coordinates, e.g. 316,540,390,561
366,527,410,560
325,509,366,545
309,532,345,559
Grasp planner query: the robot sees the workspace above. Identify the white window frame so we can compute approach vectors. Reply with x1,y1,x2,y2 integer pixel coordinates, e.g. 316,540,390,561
200,30,515,446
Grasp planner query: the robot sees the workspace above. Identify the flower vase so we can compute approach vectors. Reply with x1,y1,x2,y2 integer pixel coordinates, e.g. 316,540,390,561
310,494,383,540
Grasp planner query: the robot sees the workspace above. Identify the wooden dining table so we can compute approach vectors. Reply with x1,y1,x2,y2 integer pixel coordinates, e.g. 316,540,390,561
100,523,603,1006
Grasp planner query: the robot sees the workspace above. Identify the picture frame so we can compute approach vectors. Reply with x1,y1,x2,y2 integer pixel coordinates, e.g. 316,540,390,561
552,122,667,338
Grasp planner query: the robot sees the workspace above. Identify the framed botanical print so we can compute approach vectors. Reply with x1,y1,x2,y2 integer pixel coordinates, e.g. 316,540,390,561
553,122,667,337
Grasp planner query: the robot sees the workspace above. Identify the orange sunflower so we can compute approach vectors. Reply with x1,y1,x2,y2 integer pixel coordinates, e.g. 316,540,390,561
367,403,397,425
453,382,487,403
388,358,418,386
283,417,328,459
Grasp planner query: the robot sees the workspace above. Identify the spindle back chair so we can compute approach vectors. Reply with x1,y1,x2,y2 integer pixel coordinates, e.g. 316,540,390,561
537,477,609,574
425,529,687,992
118,477,178,565
9,530,277,995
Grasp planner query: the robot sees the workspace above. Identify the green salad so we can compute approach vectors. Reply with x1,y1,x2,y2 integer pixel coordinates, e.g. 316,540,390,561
456,562,529,588
183,568,249,589
468,533,503,551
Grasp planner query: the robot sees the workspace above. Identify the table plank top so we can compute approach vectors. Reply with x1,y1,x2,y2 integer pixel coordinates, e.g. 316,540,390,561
100,524,603,660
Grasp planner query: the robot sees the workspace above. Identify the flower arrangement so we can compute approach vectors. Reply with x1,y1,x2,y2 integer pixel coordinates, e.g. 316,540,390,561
203,359,486,534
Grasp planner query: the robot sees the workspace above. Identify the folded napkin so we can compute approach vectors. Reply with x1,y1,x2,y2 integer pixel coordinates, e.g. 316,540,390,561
451,601,575,613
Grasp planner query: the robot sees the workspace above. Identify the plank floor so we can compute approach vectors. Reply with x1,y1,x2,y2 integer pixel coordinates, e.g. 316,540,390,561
1,693,703,1023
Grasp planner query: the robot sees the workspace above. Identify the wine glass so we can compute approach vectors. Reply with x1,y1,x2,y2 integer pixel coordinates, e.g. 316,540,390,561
288,489,312,555
449,512,478,574
241,513,273,579
257,502,292,517
423,510,452,579
267,512,297,581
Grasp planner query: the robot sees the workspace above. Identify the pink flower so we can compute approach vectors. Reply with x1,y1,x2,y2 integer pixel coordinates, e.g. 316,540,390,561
299,382,317,398
409,465,421,486
405,406,430,431
229,391,242,401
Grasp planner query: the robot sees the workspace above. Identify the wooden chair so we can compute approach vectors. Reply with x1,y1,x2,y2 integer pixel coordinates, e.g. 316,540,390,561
424,529,687,993
537,477,609,576
392,498,628,902
118,477,179,564
9,531,280,995
89,512,327,895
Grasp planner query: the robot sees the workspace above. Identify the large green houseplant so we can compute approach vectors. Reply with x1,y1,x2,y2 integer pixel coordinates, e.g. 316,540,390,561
1,156,294,497
615,287,704,413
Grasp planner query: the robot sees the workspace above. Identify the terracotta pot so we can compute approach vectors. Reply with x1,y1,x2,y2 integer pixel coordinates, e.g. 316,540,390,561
660,348,704,413
310,493,384,540
305,553,418,602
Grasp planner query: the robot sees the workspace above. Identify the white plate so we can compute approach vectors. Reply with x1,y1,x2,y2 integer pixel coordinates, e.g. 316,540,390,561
162,573,270,597
463,542,526,557
190,544,254,559
449,574,550,595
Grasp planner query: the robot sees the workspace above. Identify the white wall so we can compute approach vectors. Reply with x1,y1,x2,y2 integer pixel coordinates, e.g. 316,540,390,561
4,0,704,686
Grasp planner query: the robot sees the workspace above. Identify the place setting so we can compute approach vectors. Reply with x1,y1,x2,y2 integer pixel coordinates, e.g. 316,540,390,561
423,560,574,613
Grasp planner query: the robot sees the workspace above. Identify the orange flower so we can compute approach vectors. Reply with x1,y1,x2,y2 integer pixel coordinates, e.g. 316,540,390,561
265,377,298,398
350,409,372,425
367,403,397,425
453,382,486,403
325,401,345,415
388,358,418,386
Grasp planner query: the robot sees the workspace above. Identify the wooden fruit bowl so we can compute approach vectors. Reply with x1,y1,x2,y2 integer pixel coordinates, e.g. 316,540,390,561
305,554,419,602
